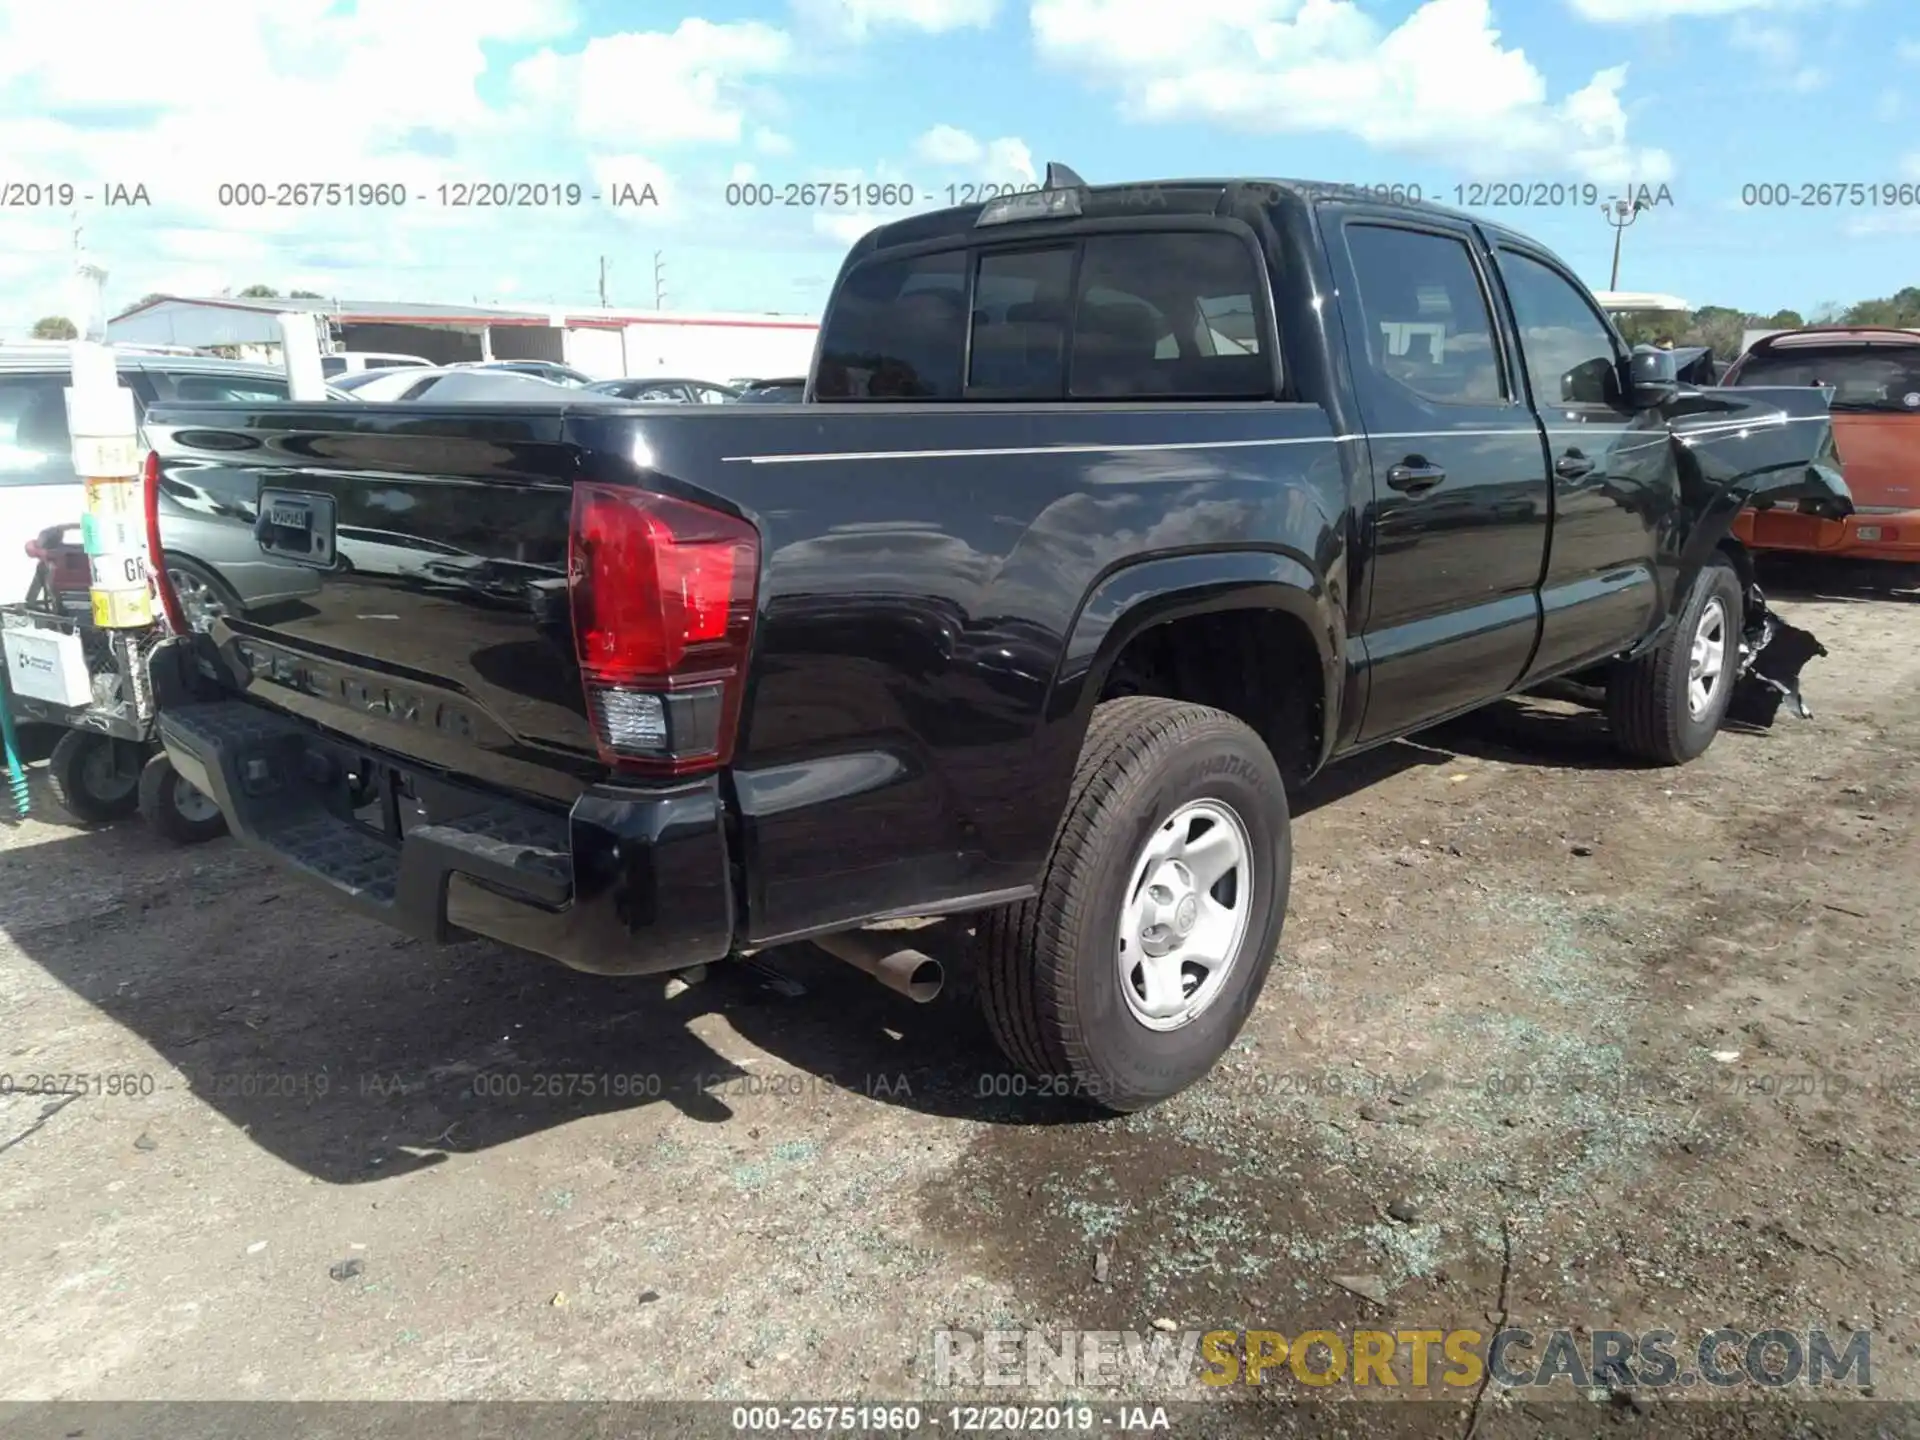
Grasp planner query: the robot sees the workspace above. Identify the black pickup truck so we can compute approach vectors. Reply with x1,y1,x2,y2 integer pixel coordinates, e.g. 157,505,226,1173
140,173,1849,1111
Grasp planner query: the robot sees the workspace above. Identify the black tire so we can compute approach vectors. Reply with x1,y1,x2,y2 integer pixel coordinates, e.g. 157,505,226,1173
137,752,228,845
1607,552,1744,764
976,697,1291,1113
46,730,145,824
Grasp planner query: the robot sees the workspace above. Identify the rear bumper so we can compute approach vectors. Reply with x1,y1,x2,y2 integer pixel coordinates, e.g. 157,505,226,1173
157,698,735,976
1733,506,1920,561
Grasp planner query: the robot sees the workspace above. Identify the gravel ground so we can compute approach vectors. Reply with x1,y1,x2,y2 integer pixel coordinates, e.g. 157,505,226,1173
1,559,1916,1437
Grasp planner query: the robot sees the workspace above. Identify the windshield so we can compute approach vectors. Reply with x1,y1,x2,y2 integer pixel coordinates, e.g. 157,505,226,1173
1733,345,1920,412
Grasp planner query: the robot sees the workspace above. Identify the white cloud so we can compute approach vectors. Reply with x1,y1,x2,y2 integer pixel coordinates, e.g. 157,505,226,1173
1031,0,1671,184
1905,152,1920,179
1570,0,1785,18
1875,89,1901,120
1786,65,1826,91
792,0,999,40
513,20,792,147
0,4,839,327
915,124,987,165
1729,17,1796,62
1900,38,1920,61
911,127,1037,183
985,138,1038,182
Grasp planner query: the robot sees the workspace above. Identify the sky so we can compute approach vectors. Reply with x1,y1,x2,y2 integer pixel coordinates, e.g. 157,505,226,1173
1,0,1917,335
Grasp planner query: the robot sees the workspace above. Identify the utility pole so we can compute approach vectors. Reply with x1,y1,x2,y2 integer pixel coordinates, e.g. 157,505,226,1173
653,251,666,311
598,256,608,308
1602,195,1650,291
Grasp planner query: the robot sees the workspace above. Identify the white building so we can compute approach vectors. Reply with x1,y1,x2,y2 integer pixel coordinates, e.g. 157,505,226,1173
107,296,820,382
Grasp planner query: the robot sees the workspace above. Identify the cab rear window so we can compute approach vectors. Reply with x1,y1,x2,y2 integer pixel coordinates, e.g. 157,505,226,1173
814,231,1273,402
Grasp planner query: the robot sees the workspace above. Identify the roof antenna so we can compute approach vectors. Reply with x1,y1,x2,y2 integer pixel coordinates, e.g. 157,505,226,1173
1043,162,1087,191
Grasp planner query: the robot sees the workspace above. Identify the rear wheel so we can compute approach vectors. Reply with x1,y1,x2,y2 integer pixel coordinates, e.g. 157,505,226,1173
1607,553,1744,764
46,731,145,824
137,752,228,845
976,697,1291,1113
164,556,243,633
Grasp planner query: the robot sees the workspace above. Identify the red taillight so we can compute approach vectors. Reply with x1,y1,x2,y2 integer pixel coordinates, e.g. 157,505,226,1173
568,483,758,776
144,450,189,634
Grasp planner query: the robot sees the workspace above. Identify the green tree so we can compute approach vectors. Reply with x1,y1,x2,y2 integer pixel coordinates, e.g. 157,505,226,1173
288,289,325,299
237,284,280,298
29,315,78,340
1682,305,1749,361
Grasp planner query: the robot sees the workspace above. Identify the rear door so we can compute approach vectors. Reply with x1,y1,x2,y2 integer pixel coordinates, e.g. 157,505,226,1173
1325,210,1552,741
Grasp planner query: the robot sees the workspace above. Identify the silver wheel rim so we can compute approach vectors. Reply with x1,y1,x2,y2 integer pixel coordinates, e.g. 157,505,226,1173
169,568,227,632
82,742,140,803
1688,597,1728,720
1116,798,1254,1031
172,777,220,824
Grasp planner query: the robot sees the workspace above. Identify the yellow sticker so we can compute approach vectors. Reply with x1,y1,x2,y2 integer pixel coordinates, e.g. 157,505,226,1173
90,586,154,628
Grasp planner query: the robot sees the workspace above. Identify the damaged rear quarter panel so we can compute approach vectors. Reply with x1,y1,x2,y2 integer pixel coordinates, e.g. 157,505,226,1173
1660,383,1853,609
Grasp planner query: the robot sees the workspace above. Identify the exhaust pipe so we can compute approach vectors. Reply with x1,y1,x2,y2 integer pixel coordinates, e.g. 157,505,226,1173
812,930,944,1003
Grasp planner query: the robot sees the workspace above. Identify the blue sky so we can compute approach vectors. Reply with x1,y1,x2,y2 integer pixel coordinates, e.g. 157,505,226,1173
1,0,1916,334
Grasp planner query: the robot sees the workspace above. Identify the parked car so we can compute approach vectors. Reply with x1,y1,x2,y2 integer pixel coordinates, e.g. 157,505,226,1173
455,360,595,387
584,377,740,404
326,368,409,394
339,366,599,403
319,351,432,378
1722,326,1919,563
0,348,330,616
140,171,1848,1112
733,376,806,403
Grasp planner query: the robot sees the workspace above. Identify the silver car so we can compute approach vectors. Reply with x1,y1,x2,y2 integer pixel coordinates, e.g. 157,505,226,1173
0,350,332,623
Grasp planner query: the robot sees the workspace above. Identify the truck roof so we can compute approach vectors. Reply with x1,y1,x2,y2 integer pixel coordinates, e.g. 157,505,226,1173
849,176,1523,260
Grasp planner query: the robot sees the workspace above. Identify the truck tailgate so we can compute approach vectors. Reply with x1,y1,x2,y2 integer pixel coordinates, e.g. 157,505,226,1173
144,406,596,805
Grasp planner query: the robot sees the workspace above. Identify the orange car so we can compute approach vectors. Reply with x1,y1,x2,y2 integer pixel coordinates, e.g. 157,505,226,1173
1722,326,1920,561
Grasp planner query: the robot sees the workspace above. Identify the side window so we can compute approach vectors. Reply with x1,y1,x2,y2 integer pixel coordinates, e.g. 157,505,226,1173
1344,224,1505,406
321,356,346,376
814,250,968,400
1069,232,1269,399
0,374,80,488
1498,249,1621,407
968,247,1073,395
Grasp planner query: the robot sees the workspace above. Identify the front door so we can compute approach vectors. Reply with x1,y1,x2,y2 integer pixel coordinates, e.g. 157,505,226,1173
1327,212,1553,742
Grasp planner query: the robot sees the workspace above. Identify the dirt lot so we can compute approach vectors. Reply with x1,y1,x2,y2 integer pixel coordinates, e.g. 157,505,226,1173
2,561,1916,1436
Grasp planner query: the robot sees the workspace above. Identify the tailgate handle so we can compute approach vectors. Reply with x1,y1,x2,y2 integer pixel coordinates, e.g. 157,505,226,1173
1386,459,1445,494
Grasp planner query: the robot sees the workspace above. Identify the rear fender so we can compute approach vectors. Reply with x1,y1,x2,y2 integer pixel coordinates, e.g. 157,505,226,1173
1657,384,1852,626
1044,550,1341,767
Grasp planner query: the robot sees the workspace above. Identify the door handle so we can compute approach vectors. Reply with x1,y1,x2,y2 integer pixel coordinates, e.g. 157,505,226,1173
1386,459,1446,494
1555,453,1595,479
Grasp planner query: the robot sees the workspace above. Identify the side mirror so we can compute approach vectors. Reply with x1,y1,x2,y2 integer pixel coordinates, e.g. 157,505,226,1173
1624,347,1679,409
